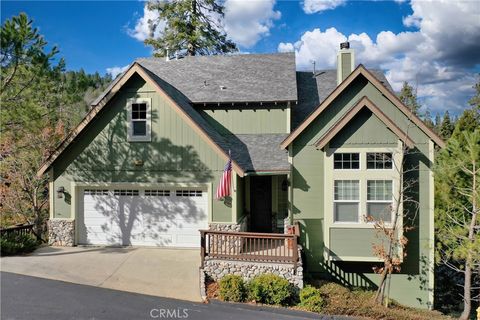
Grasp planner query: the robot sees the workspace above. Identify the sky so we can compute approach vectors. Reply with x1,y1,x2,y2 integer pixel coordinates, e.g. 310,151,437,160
2,0,480,115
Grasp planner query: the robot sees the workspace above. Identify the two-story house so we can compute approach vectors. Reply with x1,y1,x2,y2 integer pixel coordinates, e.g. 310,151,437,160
38,43,443,308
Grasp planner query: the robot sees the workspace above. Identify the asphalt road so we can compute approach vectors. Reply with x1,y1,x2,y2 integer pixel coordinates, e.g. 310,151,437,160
0,272,348,320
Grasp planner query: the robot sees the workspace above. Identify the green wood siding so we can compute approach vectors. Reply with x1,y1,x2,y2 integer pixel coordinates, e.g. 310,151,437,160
329,228,377,257
296,76,430,147
330,108,399,148
52,74,233,223
199,106,288,134
291,74,434,308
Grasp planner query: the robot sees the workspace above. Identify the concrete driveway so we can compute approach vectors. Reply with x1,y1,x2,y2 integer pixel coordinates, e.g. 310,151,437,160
0,246,202,302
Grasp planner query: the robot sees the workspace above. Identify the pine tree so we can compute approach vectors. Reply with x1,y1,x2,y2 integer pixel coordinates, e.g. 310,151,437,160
0,14,112,236
440,111,455,141
398,81,421,115
434,113,442,134
423,109,435,129
468,74,480,110
435,129,480,320
144,0,237,57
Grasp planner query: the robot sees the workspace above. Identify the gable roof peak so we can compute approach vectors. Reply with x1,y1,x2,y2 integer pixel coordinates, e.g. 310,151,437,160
281,64,445,149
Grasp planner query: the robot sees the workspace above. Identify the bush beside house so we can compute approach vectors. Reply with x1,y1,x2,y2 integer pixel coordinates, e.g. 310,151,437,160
248,274,294,306
212,274,452,320
0,233,38,256
219,275,246,302
298,285,325,313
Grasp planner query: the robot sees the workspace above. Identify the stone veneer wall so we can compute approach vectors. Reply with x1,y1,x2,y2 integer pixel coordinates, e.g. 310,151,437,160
202,246,304,290
208,215,247,232
48,219,75,246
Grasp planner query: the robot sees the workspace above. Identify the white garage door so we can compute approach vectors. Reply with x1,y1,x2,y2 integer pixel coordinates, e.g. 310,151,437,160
78,188,208,247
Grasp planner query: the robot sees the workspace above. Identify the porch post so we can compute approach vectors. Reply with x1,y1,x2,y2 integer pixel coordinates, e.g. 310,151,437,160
288,145,294,226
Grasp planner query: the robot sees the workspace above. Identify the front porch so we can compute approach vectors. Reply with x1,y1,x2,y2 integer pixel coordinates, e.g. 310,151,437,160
200,173,303,289
199,226,303,290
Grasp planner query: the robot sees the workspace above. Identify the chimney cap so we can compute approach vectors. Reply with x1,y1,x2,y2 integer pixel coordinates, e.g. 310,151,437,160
340,42,350,50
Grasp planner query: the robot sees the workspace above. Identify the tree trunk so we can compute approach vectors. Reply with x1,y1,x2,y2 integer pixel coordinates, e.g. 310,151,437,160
375,267,388,304
460,259,472,320
187,0,197,56
460,160,477,320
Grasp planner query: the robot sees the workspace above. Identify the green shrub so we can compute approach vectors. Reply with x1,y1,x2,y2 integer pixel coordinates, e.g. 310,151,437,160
299,285,325,313
247,273,294,305
0,233,38,256
219,275,246,302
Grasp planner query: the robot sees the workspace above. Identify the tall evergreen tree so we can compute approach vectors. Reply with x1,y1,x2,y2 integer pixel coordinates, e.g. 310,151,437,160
434,113,442,135
0,14,112,236
144,0,237,57
468,75,480,110
451,108,480,144
423,109,435,129
440,111,455,141
398,81,421,115
435,129,480,320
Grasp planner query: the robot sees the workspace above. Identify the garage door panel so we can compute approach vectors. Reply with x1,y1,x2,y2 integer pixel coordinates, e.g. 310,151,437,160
80,188,208,247
140,234,174,247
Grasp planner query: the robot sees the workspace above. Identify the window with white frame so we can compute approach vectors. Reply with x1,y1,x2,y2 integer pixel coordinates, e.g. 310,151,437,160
334,180,360,222
367,152,393,169
366,180,393,222
127,98,151,142
334,153,360,169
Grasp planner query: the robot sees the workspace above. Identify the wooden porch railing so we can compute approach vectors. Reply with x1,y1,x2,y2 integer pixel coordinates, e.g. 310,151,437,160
200,229,299,271
0,224,34,237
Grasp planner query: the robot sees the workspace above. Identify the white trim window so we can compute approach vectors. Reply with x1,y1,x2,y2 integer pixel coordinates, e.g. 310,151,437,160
367,152,393,170
334,180,360,222
366,180,393,223
127,98,151,142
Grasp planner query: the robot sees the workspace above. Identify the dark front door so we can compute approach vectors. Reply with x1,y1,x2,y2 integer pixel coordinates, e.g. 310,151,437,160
250,176,272,232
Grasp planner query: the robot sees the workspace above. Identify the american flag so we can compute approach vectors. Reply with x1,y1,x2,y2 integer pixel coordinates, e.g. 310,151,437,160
216,154,232,200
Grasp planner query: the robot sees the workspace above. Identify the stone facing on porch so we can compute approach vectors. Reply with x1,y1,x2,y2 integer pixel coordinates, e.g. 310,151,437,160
208,217,247,232
202,247,304,289
48,219,75,246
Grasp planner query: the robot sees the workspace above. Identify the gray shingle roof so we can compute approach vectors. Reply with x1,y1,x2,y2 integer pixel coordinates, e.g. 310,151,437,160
293,69,392,128
136,53,297,104
226,134,290,172
144,68,289,173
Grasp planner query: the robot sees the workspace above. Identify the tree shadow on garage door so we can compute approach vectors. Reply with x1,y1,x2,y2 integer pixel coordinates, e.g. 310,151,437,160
53,103,220,247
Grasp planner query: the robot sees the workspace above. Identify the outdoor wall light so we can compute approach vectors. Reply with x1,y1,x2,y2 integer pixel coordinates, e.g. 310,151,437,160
56,186,65,199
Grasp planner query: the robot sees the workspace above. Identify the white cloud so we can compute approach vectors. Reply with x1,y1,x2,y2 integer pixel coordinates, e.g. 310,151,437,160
279,0,480,113
278,42,294,52
292,27,346,69
302,0,346,14
127,4,164,42
224,0,281,48
106,65,129,78
128,1,280,49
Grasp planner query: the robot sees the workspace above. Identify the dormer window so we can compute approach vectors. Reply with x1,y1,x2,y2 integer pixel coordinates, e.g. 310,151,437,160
127,98,151,142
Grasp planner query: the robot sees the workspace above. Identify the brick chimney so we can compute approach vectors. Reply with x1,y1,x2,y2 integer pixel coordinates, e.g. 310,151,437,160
337,42,355,85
